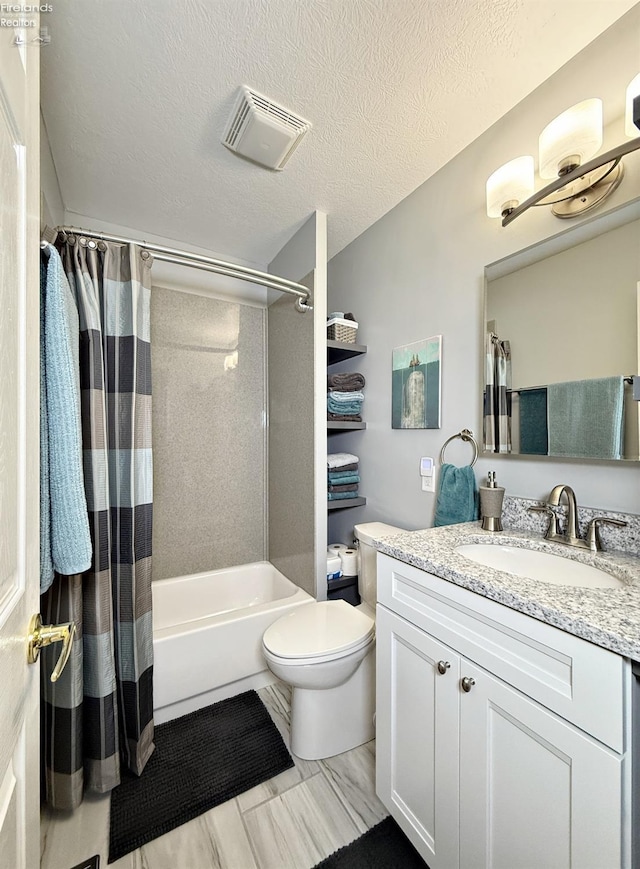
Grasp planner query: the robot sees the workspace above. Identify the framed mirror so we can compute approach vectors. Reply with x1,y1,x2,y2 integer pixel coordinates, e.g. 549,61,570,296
483,200,640,461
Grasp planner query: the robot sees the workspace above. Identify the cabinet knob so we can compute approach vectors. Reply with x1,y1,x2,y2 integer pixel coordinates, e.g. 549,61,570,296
437,660,451,675
461,676,476,693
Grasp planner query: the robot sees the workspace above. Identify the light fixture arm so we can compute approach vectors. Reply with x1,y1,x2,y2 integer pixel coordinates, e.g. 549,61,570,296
502,136,640,226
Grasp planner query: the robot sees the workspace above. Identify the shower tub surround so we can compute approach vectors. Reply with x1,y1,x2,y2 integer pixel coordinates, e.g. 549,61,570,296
152,561,313,723
373,500,640,659
151,287,267,580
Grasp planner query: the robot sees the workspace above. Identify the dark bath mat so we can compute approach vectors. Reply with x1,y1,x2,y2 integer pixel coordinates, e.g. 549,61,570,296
108,690,293,863
313,816,430,869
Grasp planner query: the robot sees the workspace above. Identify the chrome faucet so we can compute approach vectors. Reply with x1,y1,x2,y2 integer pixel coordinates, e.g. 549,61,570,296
529,484,627,552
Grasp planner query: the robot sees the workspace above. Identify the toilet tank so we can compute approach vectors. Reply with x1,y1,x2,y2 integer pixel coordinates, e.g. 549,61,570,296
354,522,405,608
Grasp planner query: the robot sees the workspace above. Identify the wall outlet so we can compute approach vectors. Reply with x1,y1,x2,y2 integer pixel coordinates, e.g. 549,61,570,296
422,475,435,492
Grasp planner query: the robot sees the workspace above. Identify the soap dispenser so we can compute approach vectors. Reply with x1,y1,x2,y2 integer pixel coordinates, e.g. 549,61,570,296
480,470,505,532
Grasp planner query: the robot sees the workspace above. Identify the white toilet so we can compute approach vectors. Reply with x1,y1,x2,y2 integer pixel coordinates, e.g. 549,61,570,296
262,521,404,760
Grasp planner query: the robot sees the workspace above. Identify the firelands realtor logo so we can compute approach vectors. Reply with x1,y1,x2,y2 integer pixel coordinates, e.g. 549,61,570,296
2,3,53,45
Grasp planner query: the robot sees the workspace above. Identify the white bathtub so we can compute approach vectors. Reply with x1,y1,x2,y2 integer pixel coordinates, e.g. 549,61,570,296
152,561,314,723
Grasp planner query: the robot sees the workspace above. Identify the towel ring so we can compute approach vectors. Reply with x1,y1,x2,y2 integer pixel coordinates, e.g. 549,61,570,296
439,429,479,467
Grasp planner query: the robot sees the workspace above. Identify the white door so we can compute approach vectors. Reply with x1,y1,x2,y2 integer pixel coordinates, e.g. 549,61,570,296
0,20,41,869
376,605,460,869
459,660,624,869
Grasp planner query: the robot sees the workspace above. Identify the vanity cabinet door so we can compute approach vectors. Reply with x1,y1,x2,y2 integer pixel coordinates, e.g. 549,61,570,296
376,605,460,869
459,660,624,869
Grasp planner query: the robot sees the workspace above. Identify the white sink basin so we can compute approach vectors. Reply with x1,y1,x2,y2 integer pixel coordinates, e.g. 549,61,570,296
455,543,624,589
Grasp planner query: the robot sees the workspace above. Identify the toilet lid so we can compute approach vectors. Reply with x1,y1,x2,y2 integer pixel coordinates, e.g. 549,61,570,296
263,600,374,660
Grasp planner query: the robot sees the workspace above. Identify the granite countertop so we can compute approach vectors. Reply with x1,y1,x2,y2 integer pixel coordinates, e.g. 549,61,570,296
374,522,640,660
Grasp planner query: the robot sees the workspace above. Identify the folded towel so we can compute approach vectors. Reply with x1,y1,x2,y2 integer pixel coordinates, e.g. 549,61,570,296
328,395,364,416
519,388,548,455
328,411,362,422
328,453,359,469
434,463,479,527
327,372,366,392
328,483,359,493
328,490,360,501
328,404,362,417
328,473,360,485
547,377,625,459
327,390,365,403
328,463,358,475
40,244,92,591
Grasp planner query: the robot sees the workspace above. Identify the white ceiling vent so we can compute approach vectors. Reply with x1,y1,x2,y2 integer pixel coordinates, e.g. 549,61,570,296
222,86,312,171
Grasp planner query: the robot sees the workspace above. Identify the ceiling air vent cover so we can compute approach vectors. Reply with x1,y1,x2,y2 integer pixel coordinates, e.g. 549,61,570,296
222,86,312,171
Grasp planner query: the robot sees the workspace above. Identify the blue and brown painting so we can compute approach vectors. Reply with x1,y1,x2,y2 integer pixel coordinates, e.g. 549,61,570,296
392,336,441,429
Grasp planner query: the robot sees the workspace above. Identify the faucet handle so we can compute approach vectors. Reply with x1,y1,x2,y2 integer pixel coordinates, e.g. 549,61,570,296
528,504,559,538
585,517,628,552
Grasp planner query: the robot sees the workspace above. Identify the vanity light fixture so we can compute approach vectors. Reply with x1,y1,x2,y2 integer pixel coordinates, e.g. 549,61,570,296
486,77,640,226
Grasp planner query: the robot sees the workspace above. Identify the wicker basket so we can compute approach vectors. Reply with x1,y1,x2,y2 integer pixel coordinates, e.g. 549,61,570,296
327,321,358,343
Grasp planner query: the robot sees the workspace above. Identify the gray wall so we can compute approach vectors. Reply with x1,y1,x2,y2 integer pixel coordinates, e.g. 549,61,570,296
151,287,266,580
327,7,640,545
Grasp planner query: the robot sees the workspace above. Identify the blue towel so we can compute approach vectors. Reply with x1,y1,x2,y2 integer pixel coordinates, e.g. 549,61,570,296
327,473,360,485
40,245,92,591
547,376,625,459
39,259,54,589
328,490,359,501
434,463,479,527
519,388,548,455
326,390,365,403
327,394,364,415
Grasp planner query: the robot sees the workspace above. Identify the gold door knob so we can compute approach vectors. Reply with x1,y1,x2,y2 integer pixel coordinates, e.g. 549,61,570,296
27,614,76,682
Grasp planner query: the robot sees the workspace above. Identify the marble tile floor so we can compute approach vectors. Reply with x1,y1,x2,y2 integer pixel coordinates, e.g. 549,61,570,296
40,682,389,869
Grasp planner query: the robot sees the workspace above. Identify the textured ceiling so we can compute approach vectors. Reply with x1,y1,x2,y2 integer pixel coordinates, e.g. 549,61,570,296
41,0,637,266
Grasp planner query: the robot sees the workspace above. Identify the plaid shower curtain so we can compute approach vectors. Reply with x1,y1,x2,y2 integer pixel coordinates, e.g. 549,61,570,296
483,333,512,453
41,238,155,809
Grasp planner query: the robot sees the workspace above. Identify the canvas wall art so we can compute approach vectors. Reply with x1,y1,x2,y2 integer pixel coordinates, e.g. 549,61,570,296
392,336,442,429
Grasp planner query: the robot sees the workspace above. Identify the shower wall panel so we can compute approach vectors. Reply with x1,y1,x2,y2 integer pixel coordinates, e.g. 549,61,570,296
151,287,266,580
267,290,316,596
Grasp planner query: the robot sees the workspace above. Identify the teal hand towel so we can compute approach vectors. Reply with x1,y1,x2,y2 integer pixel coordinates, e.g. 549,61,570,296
547,376,624,459
328,490,359,501
519,388,548,455
327,473,360,485
434,463,479,527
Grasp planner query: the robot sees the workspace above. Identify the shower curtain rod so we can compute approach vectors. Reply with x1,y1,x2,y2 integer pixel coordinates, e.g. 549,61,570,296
45,225,313,312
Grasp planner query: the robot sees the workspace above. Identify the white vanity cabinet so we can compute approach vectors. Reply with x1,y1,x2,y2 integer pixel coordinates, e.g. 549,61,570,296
376,553,634,869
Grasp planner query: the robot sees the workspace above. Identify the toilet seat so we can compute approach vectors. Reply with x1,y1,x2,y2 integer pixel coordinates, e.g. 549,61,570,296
263,600,374,663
